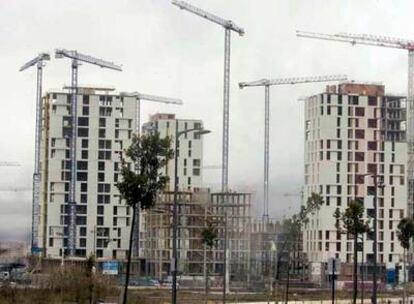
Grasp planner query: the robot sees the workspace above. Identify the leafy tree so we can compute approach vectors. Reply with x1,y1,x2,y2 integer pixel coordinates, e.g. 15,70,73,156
201,221,218,303
201,222,218,248
334,201,370,304
276,193,323,303
116,134,173,304
277,192,324,279
397,217,414,304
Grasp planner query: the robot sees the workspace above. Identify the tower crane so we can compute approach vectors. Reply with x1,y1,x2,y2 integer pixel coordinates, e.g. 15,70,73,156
19,53,50,254
0,187,31,192
120,91,183,258
239,74,347,222
55,49,122,257
0,162,21,167
120,91,183,136
296,31,414,215
172,0,244,193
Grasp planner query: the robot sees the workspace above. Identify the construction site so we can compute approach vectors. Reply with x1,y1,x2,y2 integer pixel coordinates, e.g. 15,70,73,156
4,1,414,304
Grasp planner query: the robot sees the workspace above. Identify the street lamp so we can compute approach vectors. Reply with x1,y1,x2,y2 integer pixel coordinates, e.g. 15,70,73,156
172,124,211,304
362,173,383,304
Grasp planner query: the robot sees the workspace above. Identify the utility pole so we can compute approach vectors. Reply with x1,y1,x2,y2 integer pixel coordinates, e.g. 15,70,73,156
55,49,122,256
172,0,244,192
20,53,51,254
239,74,347,221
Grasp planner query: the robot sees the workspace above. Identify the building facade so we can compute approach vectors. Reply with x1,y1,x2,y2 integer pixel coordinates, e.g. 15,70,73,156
303,83,407,268
39,87,137,259
142,113,204,192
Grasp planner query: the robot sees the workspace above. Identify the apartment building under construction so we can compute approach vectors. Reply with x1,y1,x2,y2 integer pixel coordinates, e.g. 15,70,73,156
143,190,252,281
39,86,137,259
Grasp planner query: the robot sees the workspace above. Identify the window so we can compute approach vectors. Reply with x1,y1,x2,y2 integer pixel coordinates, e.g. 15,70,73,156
98,162,105,171
193,168,200,176
79,238,87,247
99,107,112,117
355,107,365,116
97,205,104,215
99,140,111,149
355,129,365,139
81,183,88,192
99,129,106,138
368,119,377,128
81,139,88,148
98,172,105,182
368,141,377,150
77,161,88,170
98,183,111,193
81,150,88,159
368,96,377,106
80,227,87,236
82,107,89,116
188,177,191,185
336,242,341,251
80,194,87,203
97,217,104,226
350,95,359,105
76,216,87,225
77,172,87,181
355,152,364,161
78,117,89,127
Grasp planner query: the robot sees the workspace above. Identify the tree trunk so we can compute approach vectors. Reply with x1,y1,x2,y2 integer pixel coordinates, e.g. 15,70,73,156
122,204,137,304
403,247,407,304
204,244,208,304
285,254,291,304
353,234,358,304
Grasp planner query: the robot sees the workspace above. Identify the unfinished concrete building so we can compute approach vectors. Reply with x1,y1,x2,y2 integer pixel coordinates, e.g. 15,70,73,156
143,191,252,282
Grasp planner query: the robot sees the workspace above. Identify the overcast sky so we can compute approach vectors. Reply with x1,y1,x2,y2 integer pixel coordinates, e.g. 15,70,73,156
0,0,412,242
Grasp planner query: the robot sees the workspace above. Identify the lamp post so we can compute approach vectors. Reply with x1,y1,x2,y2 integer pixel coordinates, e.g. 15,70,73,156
363,173,382,304
172,123,211,304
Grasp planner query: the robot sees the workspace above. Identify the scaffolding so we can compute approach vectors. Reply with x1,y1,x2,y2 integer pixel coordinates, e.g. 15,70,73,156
144,191,252,283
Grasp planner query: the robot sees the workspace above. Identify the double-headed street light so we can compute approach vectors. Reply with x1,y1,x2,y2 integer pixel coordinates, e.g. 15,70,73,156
172,124,211,304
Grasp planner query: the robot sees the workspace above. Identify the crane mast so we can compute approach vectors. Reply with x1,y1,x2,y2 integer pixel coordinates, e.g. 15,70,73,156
0,162,21,167
296,30,414,218
172,0,244,193
56,49,122,257
239,74,347,222
172,3,244,301
120,91,183,258
20,53,50,254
